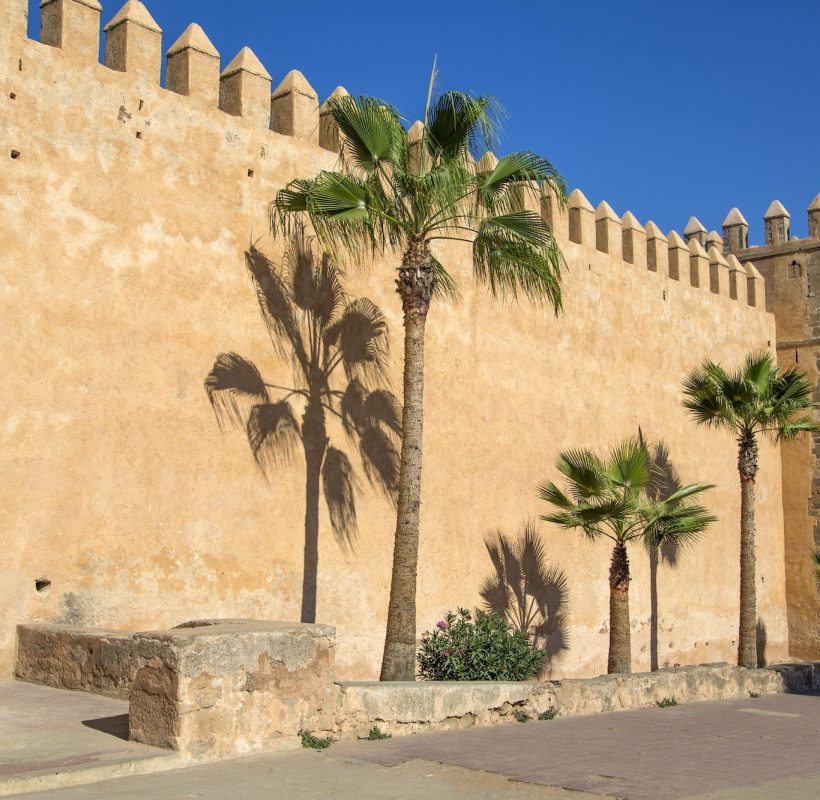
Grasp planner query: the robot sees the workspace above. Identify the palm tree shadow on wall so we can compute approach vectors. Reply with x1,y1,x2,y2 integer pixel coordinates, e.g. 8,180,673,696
205,234,401,624
480,523,570,674
643,435,682,671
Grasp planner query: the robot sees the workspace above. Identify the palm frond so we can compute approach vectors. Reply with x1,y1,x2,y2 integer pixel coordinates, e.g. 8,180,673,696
322,446,358,545
606,438,651,492
358,425,400,502
326,94,407,174
245,247,308,372
425,91,499,162
286,235,347,330
246,401,301,475
429,253,461,301
325,298,390,386
473,216,564,307
204,352,270,429
476,151,565,214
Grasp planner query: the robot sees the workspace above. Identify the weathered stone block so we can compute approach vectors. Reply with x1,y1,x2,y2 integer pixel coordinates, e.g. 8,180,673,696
14,623,136,699
128,620,338,757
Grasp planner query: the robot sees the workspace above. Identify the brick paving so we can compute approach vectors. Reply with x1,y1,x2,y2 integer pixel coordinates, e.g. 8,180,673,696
334,692,820,799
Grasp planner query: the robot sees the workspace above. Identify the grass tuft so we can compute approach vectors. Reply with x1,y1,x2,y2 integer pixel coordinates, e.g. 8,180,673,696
366,726,392,740
538,707,558,721
656,697,678,708
299,729,332,749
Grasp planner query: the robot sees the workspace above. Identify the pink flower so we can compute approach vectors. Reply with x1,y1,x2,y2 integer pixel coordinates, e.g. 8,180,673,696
443,650,450,657
436,620,449,630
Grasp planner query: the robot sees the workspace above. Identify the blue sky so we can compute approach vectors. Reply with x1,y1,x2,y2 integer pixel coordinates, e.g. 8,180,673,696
28,0,819,240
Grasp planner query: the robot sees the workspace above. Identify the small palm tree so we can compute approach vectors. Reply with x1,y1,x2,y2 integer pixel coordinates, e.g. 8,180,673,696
539,438,715,674
205,234,401,623
271,66,566,680
682,353,819,668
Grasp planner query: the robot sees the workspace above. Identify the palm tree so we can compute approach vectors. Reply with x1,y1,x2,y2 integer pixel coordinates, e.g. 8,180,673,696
270,67,567,680
205,234,401,624
539,438,715,674
480,523,570,671
683,353,819,668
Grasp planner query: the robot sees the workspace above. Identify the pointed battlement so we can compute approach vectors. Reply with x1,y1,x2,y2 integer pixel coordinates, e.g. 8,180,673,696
219,47,272,128
41,0,102,62
166,23,220,106
320,87,348,152
683,216,708,248
568,189,594,246
707,245,731,297
644,221,668,275
406,120,425,175
809,195,820,240
541,184,568,239
688,238,709,289
621,212,646,267
0,0,769,317
271,70,319,143
726,254,748,304
595,201,622,260
722,207,748,252
764,200,790,245
667,230,688,282
103,1,163,84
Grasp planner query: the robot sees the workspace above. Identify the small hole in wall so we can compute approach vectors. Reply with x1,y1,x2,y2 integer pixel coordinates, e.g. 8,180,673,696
35,579,51,594
136,131,143,140
10,92,16,100
767,340,771,347
663,290,667,301
795,349,799,364
588,264,591,270
247,168,254,178
10,150,20,159
18,59,22,72
138,99,144,111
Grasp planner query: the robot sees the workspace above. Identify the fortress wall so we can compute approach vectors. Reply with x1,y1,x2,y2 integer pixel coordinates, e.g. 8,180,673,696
0,0,788,679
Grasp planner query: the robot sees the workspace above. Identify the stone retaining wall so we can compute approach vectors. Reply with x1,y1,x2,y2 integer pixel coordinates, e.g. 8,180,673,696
330,663,797,739
13,622,820,757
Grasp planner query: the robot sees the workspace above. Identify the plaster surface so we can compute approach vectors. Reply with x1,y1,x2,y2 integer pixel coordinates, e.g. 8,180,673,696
0,1,789,681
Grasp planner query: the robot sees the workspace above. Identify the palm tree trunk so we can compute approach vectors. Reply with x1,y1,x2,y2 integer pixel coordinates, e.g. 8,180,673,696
301,398,327,624
737,429,759,669
608,540,632,674
649,544,659,671
380,238,435,681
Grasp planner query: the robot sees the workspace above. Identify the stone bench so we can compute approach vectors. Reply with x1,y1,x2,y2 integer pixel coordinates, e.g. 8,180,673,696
16,620,337,757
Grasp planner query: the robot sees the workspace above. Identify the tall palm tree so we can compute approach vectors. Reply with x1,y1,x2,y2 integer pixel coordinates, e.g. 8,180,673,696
270,67,567,680
682,353,819,668
540,438,715,674
205,234,401,623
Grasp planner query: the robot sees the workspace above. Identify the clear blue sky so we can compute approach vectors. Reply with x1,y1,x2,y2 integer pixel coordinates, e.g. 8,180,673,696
28,0,819,240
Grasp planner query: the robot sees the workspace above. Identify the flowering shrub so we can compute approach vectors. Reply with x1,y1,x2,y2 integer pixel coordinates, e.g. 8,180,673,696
417,608,544,681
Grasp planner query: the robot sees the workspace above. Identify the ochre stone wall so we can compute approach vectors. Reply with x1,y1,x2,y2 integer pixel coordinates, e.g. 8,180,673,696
0,1,789,680
740,238,820,658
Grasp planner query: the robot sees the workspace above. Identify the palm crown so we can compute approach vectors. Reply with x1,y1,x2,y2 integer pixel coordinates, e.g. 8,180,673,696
682,352,818,442
539,438,715,546
271,81,566,304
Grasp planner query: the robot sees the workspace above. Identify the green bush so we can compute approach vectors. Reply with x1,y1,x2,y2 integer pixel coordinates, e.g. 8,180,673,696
366,726,391,740
417,608,544,681
538,707,558,720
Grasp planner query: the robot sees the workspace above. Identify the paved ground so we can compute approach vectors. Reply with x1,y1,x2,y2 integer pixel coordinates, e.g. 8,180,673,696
3,684,819,799
0,683,181,797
